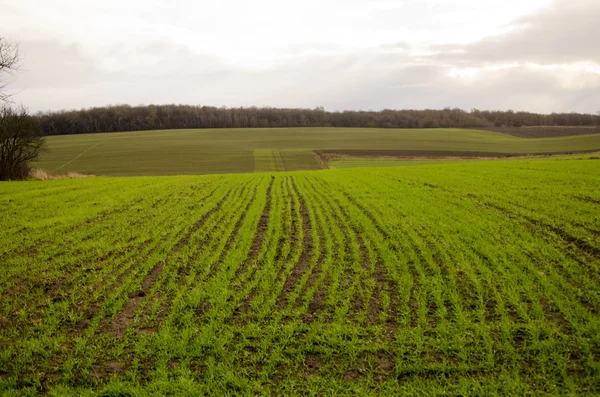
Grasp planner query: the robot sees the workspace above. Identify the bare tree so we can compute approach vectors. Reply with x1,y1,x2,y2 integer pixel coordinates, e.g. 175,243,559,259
0,106,45,180
0,38,45,180
0,38,20,103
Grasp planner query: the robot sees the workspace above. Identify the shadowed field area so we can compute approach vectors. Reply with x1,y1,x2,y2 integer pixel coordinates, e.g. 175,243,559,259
33,127,600,176
2,157,599,395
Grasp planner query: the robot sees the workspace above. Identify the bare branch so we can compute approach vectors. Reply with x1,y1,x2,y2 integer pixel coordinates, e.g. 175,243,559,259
0,37,21,103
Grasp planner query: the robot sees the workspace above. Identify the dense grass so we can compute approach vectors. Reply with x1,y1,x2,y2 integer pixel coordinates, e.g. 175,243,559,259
2,157,599,395
33,127,600,176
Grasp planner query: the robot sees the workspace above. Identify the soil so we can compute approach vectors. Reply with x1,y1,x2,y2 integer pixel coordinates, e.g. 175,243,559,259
316,148,600,161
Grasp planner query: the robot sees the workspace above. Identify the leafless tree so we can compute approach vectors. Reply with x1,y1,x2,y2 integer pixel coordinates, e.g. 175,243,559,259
0,38,20,103
0,38,45,180
0,106,45,180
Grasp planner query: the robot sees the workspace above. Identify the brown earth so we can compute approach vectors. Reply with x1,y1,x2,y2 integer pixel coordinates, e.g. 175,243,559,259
316,149,599,161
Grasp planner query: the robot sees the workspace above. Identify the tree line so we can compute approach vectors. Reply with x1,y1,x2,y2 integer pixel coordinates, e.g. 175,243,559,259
34,105,600,136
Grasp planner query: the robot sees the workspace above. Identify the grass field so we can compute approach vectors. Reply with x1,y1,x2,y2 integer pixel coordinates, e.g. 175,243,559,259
2,157,599,395
33,128,600,176
328,159,467,169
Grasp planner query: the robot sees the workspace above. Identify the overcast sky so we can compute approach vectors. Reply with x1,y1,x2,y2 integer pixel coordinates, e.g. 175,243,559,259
1,0,599,113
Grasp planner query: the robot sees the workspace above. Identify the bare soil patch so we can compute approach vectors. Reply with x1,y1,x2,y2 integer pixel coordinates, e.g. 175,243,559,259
317,149,600,163
103,260,166,336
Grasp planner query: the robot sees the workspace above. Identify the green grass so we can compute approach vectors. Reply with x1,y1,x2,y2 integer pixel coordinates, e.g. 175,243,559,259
327,152,600,169
2,157,599,395
33,127,600,176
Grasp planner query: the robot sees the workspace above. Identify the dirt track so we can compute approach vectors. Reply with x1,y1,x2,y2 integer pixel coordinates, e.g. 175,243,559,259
315,149,600,160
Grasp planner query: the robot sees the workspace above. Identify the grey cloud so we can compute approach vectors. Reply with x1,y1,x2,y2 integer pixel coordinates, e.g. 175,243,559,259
311,63,600,113
16,41,100,89
439,67,600,112
9,42,423,110
7,0,600,114
102,40,230,74
11,40,600,114
430,0,600,65
376,42,411,52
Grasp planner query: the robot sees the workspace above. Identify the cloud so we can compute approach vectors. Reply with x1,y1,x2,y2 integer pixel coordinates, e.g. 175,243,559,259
9,38,600,114
2,0,599,113
16,41,99,89
430,0,600,65
441,66,600,112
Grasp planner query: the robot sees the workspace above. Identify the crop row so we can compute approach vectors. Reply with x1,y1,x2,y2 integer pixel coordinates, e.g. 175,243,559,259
1,158,599,394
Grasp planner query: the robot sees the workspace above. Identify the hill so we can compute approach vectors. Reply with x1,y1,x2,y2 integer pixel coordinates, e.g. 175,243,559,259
34,127,600,176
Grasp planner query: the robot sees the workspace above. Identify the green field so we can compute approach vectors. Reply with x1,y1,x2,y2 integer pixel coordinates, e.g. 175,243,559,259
2,157,599,395
34,128,600,176
328,159,467,169
253,149,322,172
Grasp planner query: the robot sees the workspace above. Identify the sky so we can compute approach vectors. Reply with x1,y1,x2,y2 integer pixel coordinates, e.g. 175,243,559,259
1,0,599,113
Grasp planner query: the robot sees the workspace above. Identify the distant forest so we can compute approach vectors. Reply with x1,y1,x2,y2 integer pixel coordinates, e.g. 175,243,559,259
33,105,600,136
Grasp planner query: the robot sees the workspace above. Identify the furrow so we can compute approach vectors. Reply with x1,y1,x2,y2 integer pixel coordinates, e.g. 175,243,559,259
231,176,275,281
230,176,288,322
139,178,256,331
312,177,407,331
295,177,344,324
88,182,235,336
66,183,226,335
273,177,310,310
